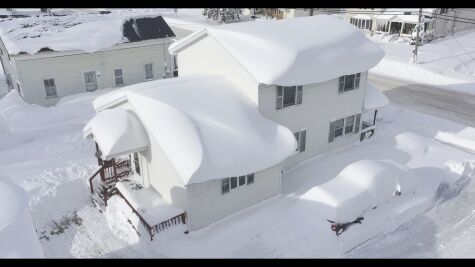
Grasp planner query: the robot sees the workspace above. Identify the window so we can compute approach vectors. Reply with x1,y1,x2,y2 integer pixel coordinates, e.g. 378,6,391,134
239,175,246,186
230,177,238,189
247,173,254,184
329,113,362,142
338,73,360,93
221,173,255,194
133,152,141,176
294,130,306,153
345,115,355,134
144,63,154,80
334,118,344,138
222,178,230,194
43,78,57,98
114,68,124,86
276,85,303,110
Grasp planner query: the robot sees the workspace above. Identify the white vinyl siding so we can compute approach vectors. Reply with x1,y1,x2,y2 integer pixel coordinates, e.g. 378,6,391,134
187,163,282,231
11,38,173,106
276,85,302,110
43,78,57,98
144,63,154,80
338,73,360,93
114,68,124,86
259,72,368,170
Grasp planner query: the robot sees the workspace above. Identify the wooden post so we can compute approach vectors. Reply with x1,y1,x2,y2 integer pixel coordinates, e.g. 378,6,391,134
373,110,378,125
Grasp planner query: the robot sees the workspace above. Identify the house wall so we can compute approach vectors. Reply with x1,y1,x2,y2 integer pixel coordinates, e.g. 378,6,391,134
12,39,173,106
258,72,368,170
186,163,282,231
0,38,20,93
108,102,188,211
176,35,260,104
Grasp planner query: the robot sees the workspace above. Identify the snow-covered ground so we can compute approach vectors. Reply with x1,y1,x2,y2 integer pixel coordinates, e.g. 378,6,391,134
370,30,475,96
1,86,474,257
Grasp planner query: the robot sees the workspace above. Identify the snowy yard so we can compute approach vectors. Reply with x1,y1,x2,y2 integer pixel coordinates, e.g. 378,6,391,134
0,87,474,257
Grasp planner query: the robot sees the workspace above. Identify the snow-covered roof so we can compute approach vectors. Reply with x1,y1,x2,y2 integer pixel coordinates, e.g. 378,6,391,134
364,82,389,110
91,74,297,185
352,14,372,20
169,15,384,86
0,13,175,55
83,108,149,161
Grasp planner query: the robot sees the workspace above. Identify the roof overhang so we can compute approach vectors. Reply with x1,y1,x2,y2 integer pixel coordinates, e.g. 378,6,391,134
84,108,149,161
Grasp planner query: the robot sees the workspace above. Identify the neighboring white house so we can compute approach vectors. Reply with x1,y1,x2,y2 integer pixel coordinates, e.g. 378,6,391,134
0,13,176,106
84,15,387,235
169,15,386,170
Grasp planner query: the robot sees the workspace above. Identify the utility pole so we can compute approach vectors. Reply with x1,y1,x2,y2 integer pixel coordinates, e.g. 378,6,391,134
310,8,314,16
451,9,458,36
413,8,422,63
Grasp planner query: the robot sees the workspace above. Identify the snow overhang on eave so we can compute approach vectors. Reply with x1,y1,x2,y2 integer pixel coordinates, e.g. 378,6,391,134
83,108,149,161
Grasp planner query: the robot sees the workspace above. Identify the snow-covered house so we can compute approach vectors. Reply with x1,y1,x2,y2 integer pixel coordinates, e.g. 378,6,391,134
0,14,176,106
169,15,387,169
84,74,297,233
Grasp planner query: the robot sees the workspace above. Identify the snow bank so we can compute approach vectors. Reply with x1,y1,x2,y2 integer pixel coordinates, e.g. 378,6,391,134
301,159,418,222
84,108,149,160
0,90,45,131
0,175,44,258
92,74,297,184
170,15,384,86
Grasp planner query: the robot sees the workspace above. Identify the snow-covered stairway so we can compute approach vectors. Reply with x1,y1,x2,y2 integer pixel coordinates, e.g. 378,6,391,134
88,158,131,210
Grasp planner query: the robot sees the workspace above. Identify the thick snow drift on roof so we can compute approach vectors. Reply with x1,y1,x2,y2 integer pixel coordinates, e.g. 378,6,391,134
364,82,389,110
301,159,418,223
0,11,174,55
0,175,44,258
93,74,297,184
169,15,384,86
84,108,149,160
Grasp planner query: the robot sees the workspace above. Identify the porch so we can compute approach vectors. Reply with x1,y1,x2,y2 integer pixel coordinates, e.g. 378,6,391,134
360,82,389,141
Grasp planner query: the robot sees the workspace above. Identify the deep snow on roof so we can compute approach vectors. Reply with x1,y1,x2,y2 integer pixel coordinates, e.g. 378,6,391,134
169,15,385,86
92,74,297,184
0,11,174,55
364,82,389,110
83,108,149,161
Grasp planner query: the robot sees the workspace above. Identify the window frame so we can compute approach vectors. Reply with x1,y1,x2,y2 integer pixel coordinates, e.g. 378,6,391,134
221,173,255,194
43,78,58,99
338,73,361,93
345,115,355,134
333,118,345,138
144,63,154,80
331,113,361,141
293,129,307,153
276,85,303,110
113,68,125,86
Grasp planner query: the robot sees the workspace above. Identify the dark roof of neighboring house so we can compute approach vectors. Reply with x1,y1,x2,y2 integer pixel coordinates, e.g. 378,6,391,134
123,16,175,43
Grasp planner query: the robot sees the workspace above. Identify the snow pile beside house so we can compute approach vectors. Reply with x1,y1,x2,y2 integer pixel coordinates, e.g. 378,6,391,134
0,90,45,131
301,159,417,223
169,15,384,86
0,175,44,258
364,82,389,110
91,74,297,184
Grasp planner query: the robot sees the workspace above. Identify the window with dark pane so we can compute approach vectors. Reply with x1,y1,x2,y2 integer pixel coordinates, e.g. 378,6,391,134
239,175,246,186
247,173,254,184
221,178,230,194
230,177,237,189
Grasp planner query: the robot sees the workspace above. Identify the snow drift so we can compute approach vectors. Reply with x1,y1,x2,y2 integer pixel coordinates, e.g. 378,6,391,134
0,175,44,258
301,159,418,223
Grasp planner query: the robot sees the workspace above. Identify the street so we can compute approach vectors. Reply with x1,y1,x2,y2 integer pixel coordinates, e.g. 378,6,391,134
369,74,475,127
